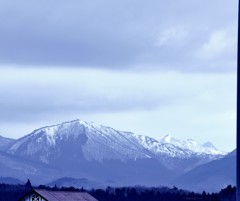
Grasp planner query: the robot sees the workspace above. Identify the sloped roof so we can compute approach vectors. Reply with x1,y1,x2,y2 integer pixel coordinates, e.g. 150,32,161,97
34,189,98,201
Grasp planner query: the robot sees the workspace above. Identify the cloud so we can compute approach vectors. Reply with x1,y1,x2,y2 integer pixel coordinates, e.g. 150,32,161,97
0,68,166,123
195,30,236,60
0,0,237,72
155,26,188,47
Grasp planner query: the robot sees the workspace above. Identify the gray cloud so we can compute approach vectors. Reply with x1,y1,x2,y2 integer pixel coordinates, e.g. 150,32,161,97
0,89,163,123
0,69,169,123
0,0,237,72
0,67,235,122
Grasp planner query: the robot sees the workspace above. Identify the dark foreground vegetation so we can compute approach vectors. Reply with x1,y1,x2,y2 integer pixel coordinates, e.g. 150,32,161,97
0,180,236,201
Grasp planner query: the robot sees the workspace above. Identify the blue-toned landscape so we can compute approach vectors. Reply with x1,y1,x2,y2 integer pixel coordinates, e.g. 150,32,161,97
0,0,237,200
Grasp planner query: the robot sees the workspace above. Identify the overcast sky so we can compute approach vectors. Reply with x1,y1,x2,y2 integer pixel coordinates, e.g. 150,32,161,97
0,0,238,152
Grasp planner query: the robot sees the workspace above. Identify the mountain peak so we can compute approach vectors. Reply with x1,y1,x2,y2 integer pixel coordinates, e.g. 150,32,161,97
33,119,99,136
157,134,225,156
202,141,215,148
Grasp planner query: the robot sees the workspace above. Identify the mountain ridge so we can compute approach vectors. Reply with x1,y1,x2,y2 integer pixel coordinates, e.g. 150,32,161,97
5,119,226,165
0,119,232,191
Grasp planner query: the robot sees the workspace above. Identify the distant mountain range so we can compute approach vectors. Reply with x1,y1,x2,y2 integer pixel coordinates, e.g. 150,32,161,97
47,177,106,190
0,119,234,192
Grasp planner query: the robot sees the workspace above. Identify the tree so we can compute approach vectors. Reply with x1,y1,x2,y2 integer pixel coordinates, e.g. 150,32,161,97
25,179,32,189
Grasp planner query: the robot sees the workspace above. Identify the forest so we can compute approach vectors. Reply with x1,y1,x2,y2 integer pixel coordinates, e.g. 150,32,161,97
0,180,236,201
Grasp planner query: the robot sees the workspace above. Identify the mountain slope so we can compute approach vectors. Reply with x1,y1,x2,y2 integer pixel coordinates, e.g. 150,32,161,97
2,119,228,187
0,135,15,149
0,151,59,184
6,120,224,164
0,177,24,185
172,150,236,192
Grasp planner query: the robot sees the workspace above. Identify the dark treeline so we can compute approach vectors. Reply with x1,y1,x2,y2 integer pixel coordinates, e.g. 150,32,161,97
89,185,236,201
0,180,32,201
0,180,236,201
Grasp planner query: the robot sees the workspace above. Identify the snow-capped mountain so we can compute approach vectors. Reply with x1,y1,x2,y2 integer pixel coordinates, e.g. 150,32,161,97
1,119,228,188
7,120,153,164
3,120,174,186
157,134,226,156
6,120,225,167
136,135,193,158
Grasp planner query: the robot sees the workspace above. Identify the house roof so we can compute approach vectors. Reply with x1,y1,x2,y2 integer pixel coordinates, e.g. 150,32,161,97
20,189,98,201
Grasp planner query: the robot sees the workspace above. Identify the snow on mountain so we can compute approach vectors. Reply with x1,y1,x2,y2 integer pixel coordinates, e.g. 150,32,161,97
7,120,153,164
6,120,225,165
136,135,193,158
135,134,225,172
157,134,226,156
1,119,231,187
